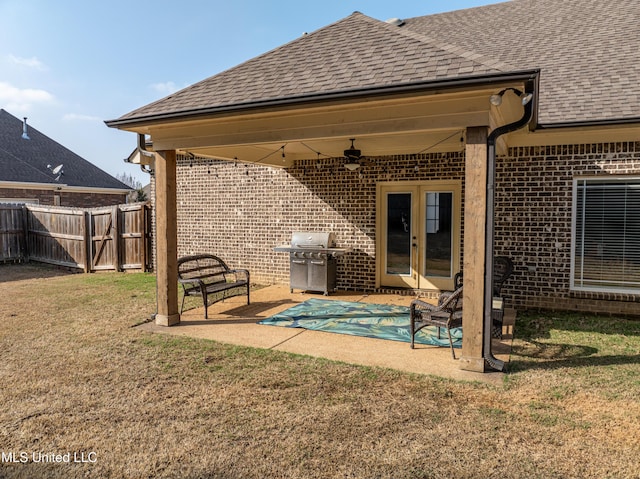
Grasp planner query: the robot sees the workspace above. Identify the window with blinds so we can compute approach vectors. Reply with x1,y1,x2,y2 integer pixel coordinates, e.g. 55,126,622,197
571,177,640,292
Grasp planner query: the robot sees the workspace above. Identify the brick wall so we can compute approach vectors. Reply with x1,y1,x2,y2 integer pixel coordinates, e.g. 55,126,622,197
152,141,640,314
0,187,126,208
174,152,465,291
495,142,640,314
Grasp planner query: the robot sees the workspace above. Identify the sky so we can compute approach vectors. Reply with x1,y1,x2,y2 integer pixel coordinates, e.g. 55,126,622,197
0,0,503,187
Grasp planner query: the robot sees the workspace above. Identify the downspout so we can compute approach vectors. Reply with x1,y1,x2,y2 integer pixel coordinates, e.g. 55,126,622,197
137,133,156,320
483,81,536,372
137,133,155,174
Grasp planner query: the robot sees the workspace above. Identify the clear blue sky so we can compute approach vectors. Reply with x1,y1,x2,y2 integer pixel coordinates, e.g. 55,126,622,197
0,0,503,186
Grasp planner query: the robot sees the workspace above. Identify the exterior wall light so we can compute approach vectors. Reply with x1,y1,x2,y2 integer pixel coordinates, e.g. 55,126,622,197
490,88,533,106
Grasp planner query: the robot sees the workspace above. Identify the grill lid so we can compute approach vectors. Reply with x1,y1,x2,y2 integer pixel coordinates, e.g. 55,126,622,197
291,231,336,249
274,231,350,256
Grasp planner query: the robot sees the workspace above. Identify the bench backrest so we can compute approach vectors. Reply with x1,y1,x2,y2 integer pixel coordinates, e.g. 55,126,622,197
178,254,231,285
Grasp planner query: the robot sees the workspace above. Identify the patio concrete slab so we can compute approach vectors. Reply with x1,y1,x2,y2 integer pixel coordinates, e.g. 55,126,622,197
137,284,512,384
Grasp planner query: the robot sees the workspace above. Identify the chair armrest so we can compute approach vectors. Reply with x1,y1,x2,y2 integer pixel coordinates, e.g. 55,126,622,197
410,298,437,314
438,286,463,312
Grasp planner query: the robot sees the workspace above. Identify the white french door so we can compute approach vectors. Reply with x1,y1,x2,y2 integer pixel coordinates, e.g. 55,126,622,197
377,182,461,291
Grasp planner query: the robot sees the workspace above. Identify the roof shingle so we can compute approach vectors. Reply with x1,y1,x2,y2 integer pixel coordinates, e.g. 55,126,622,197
403,0,640,124
116,12,508,121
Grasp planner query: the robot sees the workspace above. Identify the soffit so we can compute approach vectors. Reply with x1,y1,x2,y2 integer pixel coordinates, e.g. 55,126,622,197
144,86,525,167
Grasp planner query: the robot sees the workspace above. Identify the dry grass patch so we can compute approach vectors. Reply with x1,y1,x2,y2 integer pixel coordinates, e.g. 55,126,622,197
0,263,639,478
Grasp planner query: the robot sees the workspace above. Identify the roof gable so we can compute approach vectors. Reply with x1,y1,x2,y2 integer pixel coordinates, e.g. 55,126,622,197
117,12,510,122
0,109,130,190
113,0,640,127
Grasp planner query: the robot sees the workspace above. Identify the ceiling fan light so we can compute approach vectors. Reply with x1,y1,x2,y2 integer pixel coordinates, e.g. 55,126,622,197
344,162,361,171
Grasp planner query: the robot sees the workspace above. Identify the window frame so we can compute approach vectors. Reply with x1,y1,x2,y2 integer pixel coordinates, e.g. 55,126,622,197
570,176,640,294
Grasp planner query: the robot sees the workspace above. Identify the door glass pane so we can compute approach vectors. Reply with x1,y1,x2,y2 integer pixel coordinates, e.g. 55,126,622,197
386,193,412,275
424,192,452,277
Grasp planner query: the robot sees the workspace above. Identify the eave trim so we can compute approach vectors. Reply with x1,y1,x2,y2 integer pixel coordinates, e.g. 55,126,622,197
106,70,541,129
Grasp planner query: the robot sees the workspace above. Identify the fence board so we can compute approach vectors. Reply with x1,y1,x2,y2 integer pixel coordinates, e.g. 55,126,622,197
27,206,86,269
0,205,26,262
120,204,147,270
90,208,116,271
0,203,150,271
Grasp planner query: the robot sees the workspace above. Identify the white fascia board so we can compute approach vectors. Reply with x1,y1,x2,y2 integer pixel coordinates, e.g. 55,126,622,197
0,181,130,194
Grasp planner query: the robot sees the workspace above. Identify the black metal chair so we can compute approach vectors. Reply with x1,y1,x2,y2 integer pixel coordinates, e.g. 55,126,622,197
493,256,514,297
447,256,514,297
410,286,463,359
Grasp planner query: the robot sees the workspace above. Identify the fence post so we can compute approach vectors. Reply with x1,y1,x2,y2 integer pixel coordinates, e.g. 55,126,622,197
112,205,121,271
139,204,146,272
21,205,29,263
83,211,91,273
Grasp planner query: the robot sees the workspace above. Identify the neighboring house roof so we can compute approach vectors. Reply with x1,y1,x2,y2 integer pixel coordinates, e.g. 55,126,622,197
0,109,130,190
110,0,640,128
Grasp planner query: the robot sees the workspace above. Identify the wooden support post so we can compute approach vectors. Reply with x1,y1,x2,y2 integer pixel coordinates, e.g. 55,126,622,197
460,126,488,372
154,150,180,326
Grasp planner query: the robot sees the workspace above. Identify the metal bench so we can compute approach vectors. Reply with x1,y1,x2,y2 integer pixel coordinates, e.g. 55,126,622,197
177,254,250,319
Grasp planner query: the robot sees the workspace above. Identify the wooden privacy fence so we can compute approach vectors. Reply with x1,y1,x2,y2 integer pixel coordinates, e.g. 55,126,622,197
0,203,151,272
0,204,26,263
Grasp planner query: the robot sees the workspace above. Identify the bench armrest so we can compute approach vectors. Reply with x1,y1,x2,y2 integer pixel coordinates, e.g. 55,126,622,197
178,277,206,293
227,268,250,283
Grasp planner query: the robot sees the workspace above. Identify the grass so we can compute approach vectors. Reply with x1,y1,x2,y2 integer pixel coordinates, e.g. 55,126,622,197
0,263,639,479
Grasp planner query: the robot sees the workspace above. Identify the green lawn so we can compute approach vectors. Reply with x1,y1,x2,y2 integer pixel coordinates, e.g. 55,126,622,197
1,263,638,478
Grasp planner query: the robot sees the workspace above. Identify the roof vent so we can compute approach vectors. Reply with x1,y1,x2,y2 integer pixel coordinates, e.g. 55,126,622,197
385,18,405,27
21,117,30,140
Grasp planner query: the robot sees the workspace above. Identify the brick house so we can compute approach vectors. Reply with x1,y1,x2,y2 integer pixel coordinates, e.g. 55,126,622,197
107,0,640,371
0,109,130,207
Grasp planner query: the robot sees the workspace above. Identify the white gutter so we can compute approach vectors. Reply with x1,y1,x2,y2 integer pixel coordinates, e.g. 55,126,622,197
0,181,130,194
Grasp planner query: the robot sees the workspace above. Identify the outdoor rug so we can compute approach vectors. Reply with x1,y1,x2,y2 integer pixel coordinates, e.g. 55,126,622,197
258,298,462,347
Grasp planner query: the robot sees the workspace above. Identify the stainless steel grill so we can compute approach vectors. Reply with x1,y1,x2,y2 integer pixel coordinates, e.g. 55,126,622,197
274,232,349,295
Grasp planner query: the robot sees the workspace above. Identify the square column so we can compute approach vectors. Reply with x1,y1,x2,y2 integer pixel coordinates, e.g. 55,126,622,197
460,126,488,372
154,149,180,326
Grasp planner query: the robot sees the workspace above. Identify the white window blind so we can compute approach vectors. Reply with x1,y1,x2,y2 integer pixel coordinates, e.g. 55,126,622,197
572,178,640,292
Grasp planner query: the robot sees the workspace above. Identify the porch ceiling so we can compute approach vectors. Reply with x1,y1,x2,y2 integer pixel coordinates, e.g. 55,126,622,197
137,85,526,167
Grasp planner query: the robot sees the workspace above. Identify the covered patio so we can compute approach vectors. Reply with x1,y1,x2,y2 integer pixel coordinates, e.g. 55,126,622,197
137,285,515,383
107,12,541,374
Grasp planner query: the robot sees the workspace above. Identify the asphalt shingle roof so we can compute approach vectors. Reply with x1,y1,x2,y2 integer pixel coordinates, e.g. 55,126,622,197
402,0,640,124
113,0,640,126
0,109,130,190
116,12,510,122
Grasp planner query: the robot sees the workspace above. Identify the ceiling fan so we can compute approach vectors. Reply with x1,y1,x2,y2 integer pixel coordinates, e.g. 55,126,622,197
343,139,362,171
